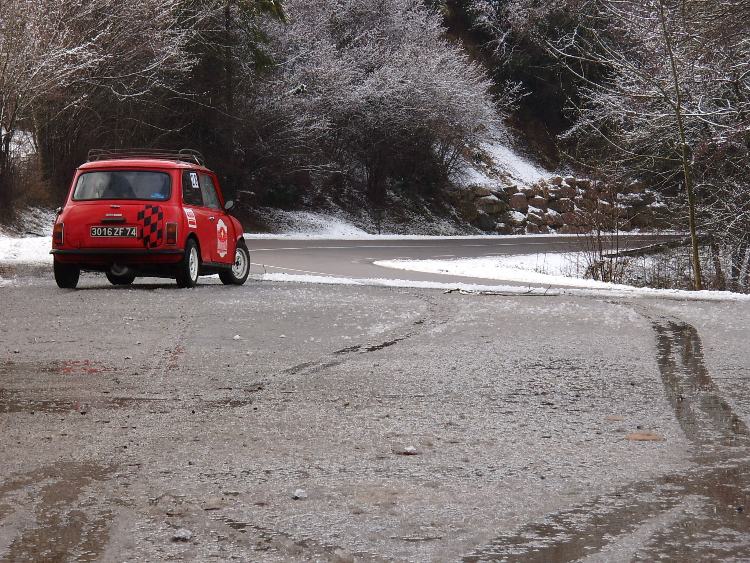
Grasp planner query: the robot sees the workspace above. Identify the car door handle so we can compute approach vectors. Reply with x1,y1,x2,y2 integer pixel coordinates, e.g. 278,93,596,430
209,216,216,222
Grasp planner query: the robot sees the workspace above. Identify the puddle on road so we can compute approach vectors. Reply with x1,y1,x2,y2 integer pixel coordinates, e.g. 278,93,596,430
0,462,113,562
0,361,260,414
0,388,158,414
463,318,750,561
219,517,369,560
464,464,750,562
654,321,750,449
3,360,115,378
0,391,256,415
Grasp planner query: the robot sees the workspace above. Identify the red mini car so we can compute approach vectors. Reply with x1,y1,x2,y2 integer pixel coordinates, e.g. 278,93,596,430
51,149,250,289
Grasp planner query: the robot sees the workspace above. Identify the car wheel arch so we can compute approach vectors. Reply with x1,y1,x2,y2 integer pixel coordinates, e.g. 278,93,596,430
185,233,203,262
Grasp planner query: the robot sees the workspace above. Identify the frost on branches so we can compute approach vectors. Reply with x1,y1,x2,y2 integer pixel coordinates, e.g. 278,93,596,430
249,0,499,203
0,0,194,206
469,0,750,291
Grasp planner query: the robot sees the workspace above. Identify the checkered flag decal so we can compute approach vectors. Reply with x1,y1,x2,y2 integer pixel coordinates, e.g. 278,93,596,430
137,205,164,249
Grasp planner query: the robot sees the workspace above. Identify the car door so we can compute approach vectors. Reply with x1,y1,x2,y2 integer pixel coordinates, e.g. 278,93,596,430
181,170,217,264
198,173,235,264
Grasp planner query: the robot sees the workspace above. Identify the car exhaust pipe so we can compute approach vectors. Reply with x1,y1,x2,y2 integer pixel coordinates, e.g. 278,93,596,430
110,263,132,277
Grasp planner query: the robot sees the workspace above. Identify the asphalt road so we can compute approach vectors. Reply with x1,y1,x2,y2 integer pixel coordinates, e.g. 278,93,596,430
246,234,672,286
1,235,749,562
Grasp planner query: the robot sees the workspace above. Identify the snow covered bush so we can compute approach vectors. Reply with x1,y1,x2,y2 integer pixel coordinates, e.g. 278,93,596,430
246,0,498,203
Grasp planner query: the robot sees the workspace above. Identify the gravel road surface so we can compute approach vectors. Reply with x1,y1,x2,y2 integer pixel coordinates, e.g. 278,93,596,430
1,236,748,561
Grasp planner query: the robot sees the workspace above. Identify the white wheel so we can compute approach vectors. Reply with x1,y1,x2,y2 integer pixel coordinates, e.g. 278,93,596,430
220,242,250,286
232,247,248,278
188,246,199,281
176,239,200,288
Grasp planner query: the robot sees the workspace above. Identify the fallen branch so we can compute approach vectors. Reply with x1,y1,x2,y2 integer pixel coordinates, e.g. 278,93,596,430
603,236,708,258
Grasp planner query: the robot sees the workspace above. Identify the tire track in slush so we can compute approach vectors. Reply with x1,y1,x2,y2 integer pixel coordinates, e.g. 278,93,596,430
278,289,451,379
462,313,750,562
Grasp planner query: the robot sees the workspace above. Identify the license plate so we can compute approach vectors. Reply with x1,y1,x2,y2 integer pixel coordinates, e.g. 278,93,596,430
90,226,138,237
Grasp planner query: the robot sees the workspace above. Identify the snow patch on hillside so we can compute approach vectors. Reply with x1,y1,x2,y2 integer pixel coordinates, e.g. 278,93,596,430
481,140,550,185
454,127,551,188
253,207,477,237
255,209,371,238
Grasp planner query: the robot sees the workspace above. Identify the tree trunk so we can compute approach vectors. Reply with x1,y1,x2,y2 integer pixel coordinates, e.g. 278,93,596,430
366,163,385,206
224,0,234,118
0,131,12,208
710,240,725,290
658,0,703,290
733,243,750,292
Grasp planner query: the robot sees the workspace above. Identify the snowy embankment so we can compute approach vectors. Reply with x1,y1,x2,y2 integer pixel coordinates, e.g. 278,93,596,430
373,254,750,301
262,270,750,302
453,127,551,189
0,208,55,265
248,210,373,239
377,254,600,288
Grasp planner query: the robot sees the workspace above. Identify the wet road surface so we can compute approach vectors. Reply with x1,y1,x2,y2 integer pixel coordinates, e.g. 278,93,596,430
1,244,749,561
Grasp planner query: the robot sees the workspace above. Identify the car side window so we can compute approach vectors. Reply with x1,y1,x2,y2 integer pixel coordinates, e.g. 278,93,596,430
199,174,221,210
182,171,204,207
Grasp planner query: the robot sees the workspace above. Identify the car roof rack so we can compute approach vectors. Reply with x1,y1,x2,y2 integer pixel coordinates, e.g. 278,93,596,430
87,148,206,167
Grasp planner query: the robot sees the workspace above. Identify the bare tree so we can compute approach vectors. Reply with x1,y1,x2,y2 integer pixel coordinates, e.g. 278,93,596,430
0,0,196,206
471,0,749,290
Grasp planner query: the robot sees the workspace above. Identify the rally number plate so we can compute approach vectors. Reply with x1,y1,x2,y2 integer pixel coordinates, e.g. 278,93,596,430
90,226,138,238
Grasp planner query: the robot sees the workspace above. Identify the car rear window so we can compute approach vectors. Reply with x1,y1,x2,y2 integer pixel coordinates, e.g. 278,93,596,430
72,171,172,201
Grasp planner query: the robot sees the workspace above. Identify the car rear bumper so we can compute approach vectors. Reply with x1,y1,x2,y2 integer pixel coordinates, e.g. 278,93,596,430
51,248,184,269
51,249,183,256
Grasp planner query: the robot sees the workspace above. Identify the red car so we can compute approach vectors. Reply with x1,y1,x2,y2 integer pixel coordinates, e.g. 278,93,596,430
51,149,250,289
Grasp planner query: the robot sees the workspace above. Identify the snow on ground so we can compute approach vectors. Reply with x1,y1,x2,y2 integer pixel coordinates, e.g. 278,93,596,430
255,206,482,237
373,254,750,301
376,253,605,288
453,165,504,190
14,207,56,236
263,272,750,302
454,127,551,188
247,209,577,240
0,236,52,264
0,207,55,265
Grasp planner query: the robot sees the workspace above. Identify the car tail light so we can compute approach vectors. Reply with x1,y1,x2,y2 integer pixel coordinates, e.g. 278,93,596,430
53,222,64,245
166,222,177,245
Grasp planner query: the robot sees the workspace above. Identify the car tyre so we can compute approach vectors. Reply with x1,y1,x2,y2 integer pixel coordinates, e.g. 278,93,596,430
176,238,200,288
219,241,250,286
54,259,80,289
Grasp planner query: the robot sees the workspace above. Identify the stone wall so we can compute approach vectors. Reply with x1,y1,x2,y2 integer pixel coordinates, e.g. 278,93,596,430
454,176,671,234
